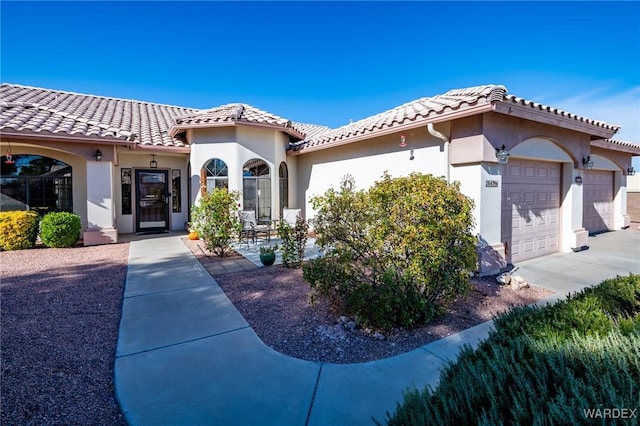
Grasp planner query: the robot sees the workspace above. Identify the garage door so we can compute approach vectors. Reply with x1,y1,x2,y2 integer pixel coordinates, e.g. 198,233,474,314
502,159,561,263
583,170,614,234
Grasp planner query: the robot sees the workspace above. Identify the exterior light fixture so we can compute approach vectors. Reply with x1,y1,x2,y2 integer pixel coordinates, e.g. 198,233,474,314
4,152,14,165
94,149,103,161
4,142,15,164
399,133,407,148
628,167,636,176
150,154,158,169
582,155,594,170
495,144,510,165
409,149,415,161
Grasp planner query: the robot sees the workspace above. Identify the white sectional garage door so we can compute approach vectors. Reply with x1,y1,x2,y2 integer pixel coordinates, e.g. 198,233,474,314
583,170,614,234
502,159,561,263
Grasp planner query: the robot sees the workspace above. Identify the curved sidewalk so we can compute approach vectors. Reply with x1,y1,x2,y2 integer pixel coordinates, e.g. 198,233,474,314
115,231,640,425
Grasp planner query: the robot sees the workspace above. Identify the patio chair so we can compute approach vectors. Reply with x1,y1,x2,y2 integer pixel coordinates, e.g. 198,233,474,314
282,208,301,226
239,210,271,245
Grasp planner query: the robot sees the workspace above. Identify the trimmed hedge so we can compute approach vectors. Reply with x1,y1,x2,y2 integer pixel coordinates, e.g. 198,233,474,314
382,274,640,425
39,211,81,248
0,210,40,250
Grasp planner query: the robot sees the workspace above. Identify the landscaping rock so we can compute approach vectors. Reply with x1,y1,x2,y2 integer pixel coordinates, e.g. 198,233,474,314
373,332,385,341
510,275,530,291
317,324,347,341
496,273,511,285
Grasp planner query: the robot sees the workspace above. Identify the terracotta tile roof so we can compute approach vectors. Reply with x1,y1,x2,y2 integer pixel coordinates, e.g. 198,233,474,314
291,84,622,153
499,94,621,134
291,85,506,153
591,138,640,155
173,103,305,139
0,83,198,148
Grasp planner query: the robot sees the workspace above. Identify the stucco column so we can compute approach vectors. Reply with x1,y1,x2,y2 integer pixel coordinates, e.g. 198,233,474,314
615,171,631,229
84,161,117,245
561,163,588,252
451,162,506,276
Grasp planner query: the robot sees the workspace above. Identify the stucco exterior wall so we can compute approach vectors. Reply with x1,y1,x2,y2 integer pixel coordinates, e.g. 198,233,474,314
189,125,292,221
295,127,448,219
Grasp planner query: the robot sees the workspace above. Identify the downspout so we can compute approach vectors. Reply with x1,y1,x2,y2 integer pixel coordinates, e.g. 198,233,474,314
427,123,450,183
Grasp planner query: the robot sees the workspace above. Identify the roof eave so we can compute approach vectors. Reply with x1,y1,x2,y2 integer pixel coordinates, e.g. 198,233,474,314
492,102,619,139
0,130,135,147
590,139,640,155
289,103,494,156
170,120,305,141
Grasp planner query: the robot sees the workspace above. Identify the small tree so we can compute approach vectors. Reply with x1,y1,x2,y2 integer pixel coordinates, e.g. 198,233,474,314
277,214,308,268
303,173,477,330
190,188,241,257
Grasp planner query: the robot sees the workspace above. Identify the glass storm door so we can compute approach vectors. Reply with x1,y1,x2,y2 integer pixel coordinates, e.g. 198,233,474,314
135,170,169,233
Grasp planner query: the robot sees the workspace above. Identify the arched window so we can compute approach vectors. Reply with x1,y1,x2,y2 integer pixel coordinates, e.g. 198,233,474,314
279,162,288,216
0,154,72,213
242,158,271,223
203,158,228,191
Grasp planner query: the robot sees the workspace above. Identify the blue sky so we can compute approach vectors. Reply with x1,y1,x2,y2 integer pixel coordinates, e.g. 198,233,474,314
2,1,639,158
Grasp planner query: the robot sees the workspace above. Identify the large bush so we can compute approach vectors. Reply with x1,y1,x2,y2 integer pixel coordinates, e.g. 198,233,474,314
383,274,640,425
190,188,241,257
39,211,81,248
303,173,476,330
0,210,40,250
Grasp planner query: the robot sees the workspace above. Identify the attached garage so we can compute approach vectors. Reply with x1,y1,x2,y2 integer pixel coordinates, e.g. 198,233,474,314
583,170,614,234
502,159,561,263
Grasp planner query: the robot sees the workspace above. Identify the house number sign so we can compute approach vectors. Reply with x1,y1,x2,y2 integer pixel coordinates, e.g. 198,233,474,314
485,180,499,187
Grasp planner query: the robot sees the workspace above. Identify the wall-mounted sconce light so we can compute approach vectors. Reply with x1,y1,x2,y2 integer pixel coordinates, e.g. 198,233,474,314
4,142,15,165
94,149,103,161
582,155,594,170
150,154,158,169
628,167,636,176
495,144,510,165
399,133,407,148
409,149,415,161
575,175,583,185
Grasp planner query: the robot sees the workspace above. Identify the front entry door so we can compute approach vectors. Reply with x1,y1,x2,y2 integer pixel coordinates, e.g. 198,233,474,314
135,169,169,233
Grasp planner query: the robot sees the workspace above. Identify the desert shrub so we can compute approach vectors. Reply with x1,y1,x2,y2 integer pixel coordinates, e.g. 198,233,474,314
382,275,640,425
0,210,40,250
277,214,308,268
39,211,81,248
190,188,241,257
492,274,640,344
303,173,476,330
384,332,640,426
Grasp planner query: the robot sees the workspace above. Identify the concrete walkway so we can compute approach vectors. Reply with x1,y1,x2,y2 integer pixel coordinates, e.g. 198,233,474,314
114,230,639,426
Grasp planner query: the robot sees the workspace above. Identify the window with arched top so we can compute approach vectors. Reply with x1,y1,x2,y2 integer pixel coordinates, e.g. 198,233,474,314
202,158,229,192
0,154,73,213
279,162,288,216
242,158,271,223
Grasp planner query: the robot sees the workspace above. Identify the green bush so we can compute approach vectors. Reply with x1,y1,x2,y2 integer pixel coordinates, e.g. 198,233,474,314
382,274,640,425
0,210,40,250
39,211,81,248
277,214,308,268
303,173,476,330
190,188,241,257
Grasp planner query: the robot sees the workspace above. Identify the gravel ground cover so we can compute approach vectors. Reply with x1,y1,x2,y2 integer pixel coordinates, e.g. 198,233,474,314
1,243,129,426
184,237,555,364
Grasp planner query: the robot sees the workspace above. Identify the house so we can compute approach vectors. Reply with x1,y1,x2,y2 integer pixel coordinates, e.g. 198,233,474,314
1,83,638,274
